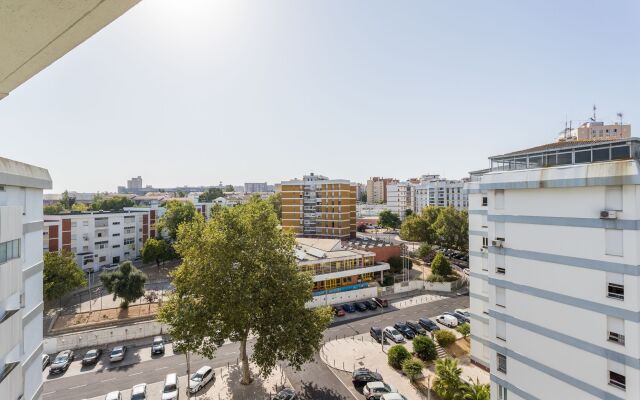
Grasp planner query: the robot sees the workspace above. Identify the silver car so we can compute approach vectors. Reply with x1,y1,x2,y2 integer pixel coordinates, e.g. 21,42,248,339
189,365,214,393
383,326,405,343
109,346,126,362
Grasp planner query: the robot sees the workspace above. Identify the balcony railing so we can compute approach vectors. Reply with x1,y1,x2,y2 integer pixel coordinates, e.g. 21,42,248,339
0,310,20,358
0,361,21,399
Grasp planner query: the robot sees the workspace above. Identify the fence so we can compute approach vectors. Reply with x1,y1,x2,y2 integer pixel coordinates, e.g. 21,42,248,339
306,286,377,308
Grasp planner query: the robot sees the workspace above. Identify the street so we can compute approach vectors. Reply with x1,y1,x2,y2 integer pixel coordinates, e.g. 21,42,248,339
43,294,469,400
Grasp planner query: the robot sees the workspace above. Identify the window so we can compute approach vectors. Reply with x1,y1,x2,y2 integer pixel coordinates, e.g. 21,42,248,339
482,237,489,249
482,197,488,206
609,371,626,390
82,221,89,227
0,239,21,264
605,229,623,256
608,283,624,300
497,384,508,400
496,266,506,274
112,233,120,237
496,320,506,341
112,244,120,248
112,221,121,225
99,256,106,262
496,287,506,307
497,353,507,373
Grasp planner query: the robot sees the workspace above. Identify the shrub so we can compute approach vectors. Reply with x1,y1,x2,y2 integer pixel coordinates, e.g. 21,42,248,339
402,358,424,382
431,252,452,276
413,335,437,361
433,358,462,400
416,243,432,260
388,256,413,274
456,323,470,338
387,344,411,369
434,330,456,347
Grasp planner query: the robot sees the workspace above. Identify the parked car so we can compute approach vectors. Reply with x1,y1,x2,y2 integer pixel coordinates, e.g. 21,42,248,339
109,346,127,363
418,318,440,332
342,303,356,313
332,306,346,317
354,302,368,312
372,297,388,308
436,314,458,328
363,382,397,399
406,321,427,336
189,365,214,393
82,348,102,365
42,354,50,370
383,326,405,343
352,368,383,387
393,322,415,340
152,336,165,355
272,388,298,400
49,350,74,374
364,300,378,310
370,326,385,343
448,311,469,324
381,394,409,400
105,391,122,400
455,309,470,318
130,383,147,400
162,373,179,400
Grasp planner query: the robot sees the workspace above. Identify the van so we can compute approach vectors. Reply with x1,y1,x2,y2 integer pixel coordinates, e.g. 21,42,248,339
436,314,458,328
161,373,179,400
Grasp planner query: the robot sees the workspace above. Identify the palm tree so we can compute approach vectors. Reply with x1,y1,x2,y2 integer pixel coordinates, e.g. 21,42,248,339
462,378,490,400
432,358,463,400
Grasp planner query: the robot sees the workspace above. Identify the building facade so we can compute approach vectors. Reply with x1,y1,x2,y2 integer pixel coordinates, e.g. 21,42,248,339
386,181,413,219
412,175,468,212
366,177,398,204
0,157,52,400
44,209,158,271
244,182,270,193
559,121,631,142
127,176,143,190
280,173,357,239
466,137,640,400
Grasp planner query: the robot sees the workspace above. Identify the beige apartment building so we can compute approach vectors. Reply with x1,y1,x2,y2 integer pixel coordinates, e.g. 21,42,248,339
366,177,398,204
280,173,357,239
559,121,631,141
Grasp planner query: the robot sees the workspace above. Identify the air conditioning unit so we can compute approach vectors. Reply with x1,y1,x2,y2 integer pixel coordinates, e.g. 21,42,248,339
492,238,505,248
600,210,618,219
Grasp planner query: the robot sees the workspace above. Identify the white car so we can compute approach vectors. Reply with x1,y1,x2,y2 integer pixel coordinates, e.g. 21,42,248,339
130,384,147,400
363,381,397,399
109,346,126,362
383,326,405,343
381,394,408,400
104,391,121,400
436,314,458,328
190,365,214,393
162,373,179,400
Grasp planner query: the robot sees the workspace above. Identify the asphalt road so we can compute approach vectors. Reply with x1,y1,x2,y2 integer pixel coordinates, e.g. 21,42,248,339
43,294,469,400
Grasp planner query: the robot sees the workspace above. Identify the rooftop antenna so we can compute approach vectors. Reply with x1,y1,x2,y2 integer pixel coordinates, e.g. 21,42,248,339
591,104,597,122
617,112,624,125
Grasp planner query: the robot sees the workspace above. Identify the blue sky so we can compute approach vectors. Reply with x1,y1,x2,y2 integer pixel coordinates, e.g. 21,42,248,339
2,0,639,192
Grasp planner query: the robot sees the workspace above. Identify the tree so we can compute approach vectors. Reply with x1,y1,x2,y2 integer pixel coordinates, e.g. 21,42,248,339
416,243,432,260
44,203,65,215
100,261,147,308
378,210,401,229
60,190,76,209
413,335,437,361
356,223,367,233
402,358,424,382
434,330,456,347
199,188,224,202
387,344,411,369
359,192,367,203
387,255,412,274
404,209,413,217
43,250,87,302
434,207,468,251
156,200,197,240
223,184,235,192
90,195,134,211
431,252,452,277
433,358,463,400
71,203,88,212
456,323,470,339
141,237,175,267
176,190,186,198
462,378,490,400
399,214,430,242
267,193,282,222
159,198,332,385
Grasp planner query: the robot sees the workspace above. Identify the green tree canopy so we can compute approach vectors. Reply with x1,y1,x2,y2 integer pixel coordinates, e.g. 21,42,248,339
198,188,224,202
402,358,424,382
434,207,469,251
431,252,452,277
43,250,87,301
267,192,282,222
141,237,175,267
399,214,430,242
60,190,76,209
90,195,134,211
387,344,411,369
416,243,433,260
456,323,470,338
100,261,147,308
433,358,463,400
378,210,401,229
413,335,437,361
359,191,367,203
158,198,331,385
43,203,65,215
157,200,197,240
463,378,490,400
434,330,456,347
224,184,235,192
71,203,88,212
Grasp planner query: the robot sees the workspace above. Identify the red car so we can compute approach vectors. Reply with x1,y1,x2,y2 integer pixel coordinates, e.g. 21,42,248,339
332,306,346,317
372,297,388,308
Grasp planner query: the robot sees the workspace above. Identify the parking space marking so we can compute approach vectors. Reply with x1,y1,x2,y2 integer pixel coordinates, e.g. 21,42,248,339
68,384,87,390
102,378,116,382
155,366,168,371
130,371,143,376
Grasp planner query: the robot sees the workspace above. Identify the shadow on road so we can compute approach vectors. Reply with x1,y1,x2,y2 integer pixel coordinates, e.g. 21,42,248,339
298,380,349,400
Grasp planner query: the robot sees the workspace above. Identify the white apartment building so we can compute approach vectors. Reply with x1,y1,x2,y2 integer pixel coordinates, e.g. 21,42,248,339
0,158,52,400
466,137,640,400
244,182,270,193
44,210,155,271
412,175,468,212
386,182,413,219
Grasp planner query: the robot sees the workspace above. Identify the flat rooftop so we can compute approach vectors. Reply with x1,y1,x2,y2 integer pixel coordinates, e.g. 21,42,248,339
295,238,373,262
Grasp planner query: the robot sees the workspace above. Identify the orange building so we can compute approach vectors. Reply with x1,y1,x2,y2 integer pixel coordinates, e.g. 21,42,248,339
280,173,357,239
